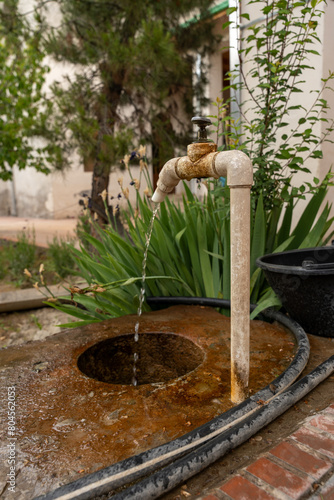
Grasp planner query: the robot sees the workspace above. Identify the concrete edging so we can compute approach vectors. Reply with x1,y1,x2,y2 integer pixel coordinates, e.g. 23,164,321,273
0,284,69,312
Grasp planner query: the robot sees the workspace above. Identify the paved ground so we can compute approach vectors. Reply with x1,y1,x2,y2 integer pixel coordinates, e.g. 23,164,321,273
0,216,77,247
196,405,334,500
0,216,333,500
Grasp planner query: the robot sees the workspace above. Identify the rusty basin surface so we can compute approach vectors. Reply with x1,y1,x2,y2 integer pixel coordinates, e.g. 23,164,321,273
0,305,296,498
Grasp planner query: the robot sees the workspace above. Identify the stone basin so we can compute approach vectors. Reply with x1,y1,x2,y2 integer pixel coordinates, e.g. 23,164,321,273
0,305,296,499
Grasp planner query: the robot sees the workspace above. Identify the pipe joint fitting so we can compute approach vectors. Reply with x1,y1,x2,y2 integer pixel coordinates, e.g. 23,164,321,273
187,142,217,163
214,150,253,188
151,149,253,203
175,152,218,181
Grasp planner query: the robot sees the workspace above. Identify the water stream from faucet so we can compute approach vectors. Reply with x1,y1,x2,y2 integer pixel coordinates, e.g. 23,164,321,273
132,204,159,386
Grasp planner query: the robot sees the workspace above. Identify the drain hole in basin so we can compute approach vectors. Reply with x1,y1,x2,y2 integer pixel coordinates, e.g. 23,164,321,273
77,333,204,385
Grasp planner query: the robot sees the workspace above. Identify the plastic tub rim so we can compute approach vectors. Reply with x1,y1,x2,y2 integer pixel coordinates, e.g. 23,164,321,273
256,245,334,276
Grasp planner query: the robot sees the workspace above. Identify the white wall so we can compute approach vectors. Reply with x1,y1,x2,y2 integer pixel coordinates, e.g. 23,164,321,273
320,0,334,219
51,162,153,219
0,182,12,215
11,165,54,218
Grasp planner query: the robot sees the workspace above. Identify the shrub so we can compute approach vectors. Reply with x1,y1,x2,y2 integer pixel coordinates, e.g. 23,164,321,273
47,236,78,279
8,230,36,285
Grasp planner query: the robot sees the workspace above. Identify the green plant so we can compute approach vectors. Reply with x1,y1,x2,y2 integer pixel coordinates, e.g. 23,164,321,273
46,0,334,323
48,177,333,326
8,230,36,285
30,314,42,330
0,244,7,280
213,0,334,211
0,232,78,288
0,0,62,181
47,236,78,279
206,0,334,314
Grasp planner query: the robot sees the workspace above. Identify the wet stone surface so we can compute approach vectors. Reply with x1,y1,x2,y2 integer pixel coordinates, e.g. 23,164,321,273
0,305,296,499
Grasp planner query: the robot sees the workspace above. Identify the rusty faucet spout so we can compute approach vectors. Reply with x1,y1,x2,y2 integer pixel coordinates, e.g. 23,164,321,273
151,147,252,203
151,117,253,403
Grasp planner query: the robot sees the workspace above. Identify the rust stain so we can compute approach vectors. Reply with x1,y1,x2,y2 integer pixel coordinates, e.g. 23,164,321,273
186,142,217,163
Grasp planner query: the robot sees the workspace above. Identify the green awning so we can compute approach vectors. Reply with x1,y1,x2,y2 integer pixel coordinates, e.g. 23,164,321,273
180,1,229,29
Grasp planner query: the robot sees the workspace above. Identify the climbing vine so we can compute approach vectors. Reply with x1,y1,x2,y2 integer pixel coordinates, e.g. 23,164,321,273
212,0,334,210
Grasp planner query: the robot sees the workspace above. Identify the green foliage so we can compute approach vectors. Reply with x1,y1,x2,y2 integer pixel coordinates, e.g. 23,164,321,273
207,0,334,315
47,236,78,278
0,0,62,181
7,231,36,285
30,314,42,330
49,181,333,326
212,0,334,210
29,0,334,324
0,232,77,287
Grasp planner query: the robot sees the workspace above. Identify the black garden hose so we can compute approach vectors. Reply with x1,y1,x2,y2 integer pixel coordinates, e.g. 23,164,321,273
36,299,313,500
112,355,334,500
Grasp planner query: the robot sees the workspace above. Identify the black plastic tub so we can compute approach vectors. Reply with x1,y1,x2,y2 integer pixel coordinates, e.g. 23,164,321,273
256,246,334,338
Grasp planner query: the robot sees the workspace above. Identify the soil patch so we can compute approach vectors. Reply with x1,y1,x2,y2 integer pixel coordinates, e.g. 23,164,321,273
0,307,76,349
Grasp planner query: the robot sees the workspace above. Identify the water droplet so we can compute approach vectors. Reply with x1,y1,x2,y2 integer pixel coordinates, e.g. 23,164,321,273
134,352,139,362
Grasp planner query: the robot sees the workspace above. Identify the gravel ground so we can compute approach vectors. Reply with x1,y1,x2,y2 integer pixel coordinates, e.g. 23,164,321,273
0,306,76,349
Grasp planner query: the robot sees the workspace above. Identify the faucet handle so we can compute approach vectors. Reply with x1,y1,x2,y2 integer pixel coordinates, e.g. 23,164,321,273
191,116,212,143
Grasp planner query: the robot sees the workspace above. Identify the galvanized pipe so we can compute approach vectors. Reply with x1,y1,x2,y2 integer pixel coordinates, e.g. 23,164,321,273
230,186,250,402
151,145,253,403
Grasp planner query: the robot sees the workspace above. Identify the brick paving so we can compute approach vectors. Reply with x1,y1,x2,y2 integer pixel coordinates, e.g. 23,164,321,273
198,404,334,500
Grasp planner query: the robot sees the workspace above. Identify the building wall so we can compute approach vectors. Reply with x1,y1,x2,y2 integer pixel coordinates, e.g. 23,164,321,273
0,182,11,215
51,161,153,219
320,0,334,219
0,166,53,218
10,166,53,218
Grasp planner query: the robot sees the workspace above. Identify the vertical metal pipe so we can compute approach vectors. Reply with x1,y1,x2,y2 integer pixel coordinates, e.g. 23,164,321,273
230,186,250,403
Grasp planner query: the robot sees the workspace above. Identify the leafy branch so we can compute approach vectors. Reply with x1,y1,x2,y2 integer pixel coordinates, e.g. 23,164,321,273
215,0,334,210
